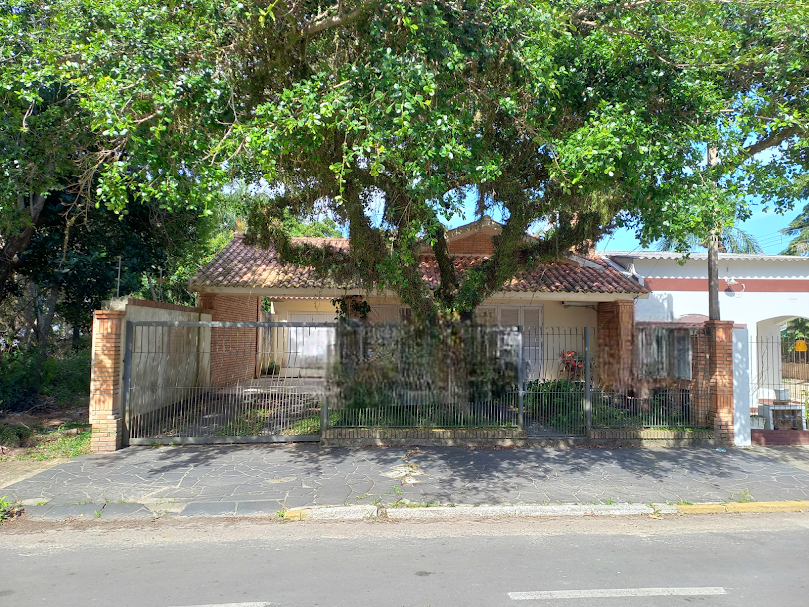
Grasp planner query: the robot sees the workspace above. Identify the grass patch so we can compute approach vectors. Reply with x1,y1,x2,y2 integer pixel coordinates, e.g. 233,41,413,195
729,489,753,504
15,427,91,460
0,495,21,524
0,423,34,448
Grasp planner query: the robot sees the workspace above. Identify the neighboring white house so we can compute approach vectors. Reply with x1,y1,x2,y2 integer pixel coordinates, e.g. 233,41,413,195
602,251,809,424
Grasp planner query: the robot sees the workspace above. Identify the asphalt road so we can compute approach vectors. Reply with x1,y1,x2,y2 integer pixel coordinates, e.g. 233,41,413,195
2,513,808,607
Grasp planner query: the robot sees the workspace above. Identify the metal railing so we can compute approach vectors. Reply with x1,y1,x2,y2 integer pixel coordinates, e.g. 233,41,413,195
123,321,334,444
751,334,808,431
122,320,715,443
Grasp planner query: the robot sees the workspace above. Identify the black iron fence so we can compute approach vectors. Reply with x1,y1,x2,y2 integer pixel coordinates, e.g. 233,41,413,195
122,320,715,444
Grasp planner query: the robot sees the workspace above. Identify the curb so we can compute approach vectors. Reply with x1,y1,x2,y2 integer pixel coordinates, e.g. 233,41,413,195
18,500,809,522
676,501,808,514
285,503,680,521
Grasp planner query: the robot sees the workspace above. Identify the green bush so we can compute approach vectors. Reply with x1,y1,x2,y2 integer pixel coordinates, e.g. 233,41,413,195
0,424,34,447
40,348,91,407
0,346,90,412
0,352,39,412
524,379,586,432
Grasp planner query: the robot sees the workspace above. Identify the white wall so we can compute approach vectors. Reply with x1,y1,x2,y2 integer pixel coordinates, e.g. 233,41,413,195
110,299,212,419
733,327,751,447
620,256,809,416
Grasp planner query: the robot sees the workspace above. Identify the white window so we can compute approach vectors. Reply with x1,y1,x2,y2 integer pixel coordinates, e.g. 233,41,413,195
287,313,335,373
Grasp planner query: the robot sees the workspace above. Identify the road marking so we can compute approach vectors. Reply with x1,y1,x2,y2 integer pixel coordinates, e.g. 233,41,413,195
167,603,275,607
509,587,727,600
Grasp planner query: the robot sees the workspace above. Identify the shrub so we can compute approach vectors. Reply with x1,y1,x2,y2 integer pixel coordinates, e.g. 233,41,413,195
0,345,90,412
40,348,91,407
524,379,586,432
0,424,34,448
0,352,39,412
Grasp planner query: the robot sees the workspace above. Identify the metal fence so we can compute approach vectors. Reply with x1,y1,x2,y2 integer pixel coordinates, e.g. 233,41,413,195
328,322,524,429
123,320,715,444
124,321,334,444
751,334,809,431
521,326,708,436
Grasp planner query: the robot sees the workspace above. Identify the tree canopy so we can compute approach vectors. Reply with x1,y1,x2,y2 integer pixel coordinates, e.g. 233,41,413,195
2,1,808,321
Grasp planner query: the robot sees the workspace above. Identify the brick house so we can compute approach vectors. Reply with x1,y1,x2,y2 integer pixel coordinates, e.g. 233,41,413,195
190,217,649,384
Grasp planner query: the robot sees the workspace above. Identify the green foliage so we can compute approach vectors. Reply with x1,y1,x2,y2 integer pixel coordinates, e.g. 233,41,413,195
40,349,91,407
524,379,587,433
782,318,809,345
332,297,371,320
0,495,20,524
0,423,34,447
0,343,90,412
15,427,91,460
655,224,764,254
3,1,808,320
781,194,809,256
333,323,520,414
0,352,40,412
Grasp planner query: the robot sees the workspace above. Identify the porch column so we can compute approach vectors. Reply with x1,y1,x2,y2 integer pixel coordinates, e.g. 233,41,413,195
596,300,635,391
89,310,125,453
706,320,735,446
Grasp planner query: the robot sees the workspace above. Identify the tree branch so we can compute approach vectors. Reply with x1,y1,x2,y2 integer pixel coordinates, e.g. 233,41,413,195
743,125,802,157
302,1,378,36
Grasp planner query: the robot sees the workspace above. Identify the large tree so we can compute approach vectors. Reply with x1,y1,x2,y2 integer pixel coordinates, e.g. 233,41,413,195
3,1,808,322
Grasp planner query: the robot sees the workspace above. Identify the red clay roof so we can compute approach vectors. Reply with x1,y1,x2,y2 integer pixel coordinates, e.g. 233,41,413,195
191,235,648,295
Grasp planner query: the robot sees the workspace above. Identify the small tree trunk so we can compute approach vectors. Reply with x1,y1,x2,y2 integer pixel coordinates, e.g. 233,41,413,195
37,285,59,360
147,274,158,301
72,323,81,350
707,146,721,321
22,281,38,352
708,236,720,321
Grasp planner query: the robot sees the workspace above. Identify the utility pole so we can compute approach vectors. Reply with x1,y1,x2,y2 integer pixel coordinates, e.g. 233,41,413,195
707,147,720,320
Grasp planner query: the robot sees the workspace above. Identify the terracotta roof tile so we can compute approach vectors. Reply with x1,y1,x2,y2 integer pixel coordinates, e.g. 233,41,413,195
191,236,648,295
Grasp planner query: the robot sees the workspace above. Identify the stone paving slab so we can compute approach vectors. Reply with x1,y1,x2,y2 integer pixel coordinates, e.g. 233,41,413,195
178,501,238,517
26,503,101,521
100,502,155,520
5,445,809,515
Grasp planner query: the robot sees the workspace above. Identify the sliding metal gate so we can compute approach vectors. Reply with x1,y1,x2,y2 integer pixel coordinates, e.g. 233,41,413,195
122,321,335,445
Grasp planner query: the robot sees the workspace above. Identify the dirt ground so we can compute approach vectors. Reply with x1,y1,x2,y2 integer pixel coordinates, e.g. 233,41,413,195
0,407,89,489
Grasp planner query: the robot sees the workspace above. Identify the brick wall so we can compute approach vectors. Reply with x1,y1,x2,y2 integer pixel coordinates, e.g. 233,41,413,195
89,311,125,453
706,320,735,445
595,300,635,391
448,233,495,255
199,293,261,386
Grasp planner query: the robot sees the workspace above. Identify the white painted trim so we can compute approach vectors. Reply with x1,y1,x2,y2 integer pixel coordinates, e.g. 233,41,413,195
509,587,727,600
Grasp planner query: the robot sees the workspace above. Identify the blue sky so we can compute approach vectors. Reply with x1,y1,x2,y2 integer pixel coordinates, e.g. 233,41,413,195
439,192,803,255
596,204,799,254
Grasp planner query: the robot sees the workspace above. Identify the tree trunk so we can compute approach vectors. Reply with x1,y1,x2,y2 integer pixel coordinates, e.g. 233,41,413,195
37,284,59,362
0,193,48,305
147,274,158,301
22,281,38,352
707,146,721,321
708,235,720,321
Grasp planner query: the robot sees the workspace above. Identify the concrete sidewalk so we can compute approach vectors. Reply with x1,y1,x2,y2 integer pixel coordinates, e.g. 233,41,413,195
5,444,809,521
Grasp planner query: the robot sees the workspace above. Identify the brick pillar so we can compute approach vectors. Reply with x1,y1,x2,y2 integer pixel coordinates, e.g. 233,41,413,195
596,300,635,391
705,320,735,446
197,293,215,311
89,310,125,453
